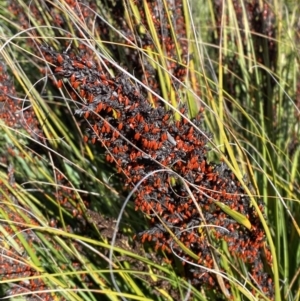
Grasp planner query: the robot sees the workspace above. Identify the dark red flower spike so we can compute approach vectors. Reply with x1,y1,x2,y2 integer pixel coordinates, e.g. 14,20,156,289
39,37,274,297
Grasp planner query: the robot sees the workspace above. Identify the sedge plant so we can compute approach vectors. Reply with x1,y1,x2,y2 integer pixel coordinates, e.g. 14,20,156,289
0,0,299,301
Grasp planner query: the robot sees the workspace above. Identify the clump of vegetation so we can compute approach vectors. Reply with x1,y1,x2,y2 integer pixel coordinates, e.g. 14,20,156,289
41,43,273,297
0,0,299,301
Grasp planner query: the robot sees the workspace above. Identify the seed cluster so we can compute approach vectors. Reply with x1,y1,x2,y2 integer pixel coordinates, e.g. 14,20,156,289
8,0,189,104
0,51,162,301
4,0,276,297
40,44,274,297
0,59,64,300
0,176,53,299
132,0,189,94
0,217,47,300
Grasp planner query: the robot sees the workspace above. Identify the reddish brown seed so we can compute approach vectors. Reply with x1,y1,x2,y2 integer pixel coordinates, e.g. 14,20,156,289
130,152,136,161
72,81,81,89
86,61,94,68
118,94,123,103
99,74,107,80
116,111,121,119
189,126,194,135
56,79,63,89
161,132,167,141
70,73,76,83
57,54,63,64
142,138,148,148
107,79,115,85
49,219,57,227
114,131,120,138
124,96,129,106
136,113,143,122
80,89,85,97
96,103,103,112
152,127,160,134
113,147,118,154
93,124,98,133
104,122,110,133
55,66,64,73
134,132,141,140
73,61,85,69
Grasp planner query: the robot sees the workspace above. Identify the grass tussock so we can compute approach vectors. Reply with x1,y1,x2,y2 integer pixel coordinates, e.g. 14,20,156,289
0,0,299,301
